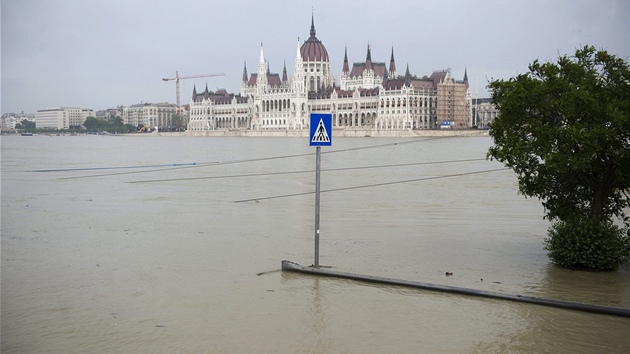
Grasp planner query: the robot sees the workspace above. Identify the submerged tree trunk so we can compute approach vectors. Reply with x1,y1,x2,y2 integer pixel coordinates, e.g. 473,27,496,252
590,154,615,224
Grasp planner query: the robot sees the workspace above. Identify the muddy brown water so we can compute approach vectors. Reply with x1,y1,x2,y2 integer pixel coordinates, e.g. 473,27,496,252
2,135,629,353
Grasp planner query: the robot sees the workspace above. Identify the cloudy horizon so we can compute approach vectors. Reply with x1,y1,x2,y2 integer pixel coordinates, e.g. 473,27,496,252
2,0,628,115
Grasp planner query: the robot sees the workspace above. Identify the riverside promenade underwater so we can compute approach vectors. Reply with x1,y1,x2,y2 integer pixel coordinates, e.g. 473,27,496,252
141,128,490,138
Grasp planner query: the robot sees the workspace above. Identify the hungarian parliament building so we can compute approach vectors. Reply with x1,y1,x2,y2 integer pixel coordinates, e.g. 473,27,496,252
187,17,472,132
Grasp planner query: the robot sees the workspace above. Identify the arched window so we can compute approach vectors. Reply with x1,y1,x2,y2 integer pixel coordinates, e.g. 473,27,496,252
309,77,315,92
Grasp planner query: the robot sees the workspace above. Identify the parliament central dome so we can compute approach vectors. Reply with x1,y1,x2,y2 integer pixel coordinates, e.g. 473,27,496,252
300,16,329,62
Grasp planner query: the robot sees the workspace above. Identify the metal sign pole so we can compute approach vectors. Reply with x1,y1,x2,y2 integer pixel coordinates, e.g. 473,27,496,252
314,146,321,268
309,112,331,269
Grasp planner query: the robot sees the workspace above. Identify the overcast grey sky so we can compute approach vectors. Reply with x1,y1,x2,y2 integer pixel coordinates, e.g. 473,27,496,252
2,0,628,115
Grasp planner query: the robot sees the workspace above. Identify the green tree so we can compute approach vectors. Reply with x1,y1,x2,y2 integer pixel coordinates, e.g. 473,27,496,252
487,46,630,270
16,119,36,131
83,116,103,131
170,113,179,131
106,115,125,132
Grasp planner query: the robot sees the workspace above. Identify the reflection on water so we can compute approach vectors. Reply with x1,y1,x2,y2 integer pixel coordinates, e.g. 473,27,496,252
542,264,630,307
2,135,629,353
305,277,328,354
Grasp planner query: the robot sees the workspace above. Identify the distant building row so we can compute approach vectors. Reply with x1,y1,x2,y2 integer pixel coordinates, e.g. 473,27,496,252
188,16,482,132
3,96,496,131
121,103,177,130
4,16,500,132
1,112,35,130
35,107,95,130
1,104,178,131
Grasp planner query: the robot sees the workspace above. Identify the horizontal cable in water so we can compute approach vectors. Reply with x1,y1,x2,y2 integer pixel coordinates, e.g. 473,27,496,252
56,164,201,180
233,167,509,203
176,138,441,168
128,158,488,184
30,162,197,173
39,137,454,179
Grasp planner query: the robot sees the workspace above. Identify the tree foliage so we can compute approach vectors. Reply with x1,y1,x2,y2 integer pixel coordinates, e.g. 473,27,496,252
16,119,36,131
83,116,102,131
83,115,135,133
487,46,630,270
544,219,629,270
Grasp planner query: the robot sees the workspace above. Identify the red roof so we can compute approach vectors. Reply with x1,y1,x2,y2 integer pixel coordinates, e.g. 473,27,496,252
385,78,435,90
334,88,354,98
409,79,435,90
385,79,406,90
300,15,329,62
246,73,282,87
248,74,258,86
267,74,282,87
429,71,448,87
301,38,328,62
349,62,388,78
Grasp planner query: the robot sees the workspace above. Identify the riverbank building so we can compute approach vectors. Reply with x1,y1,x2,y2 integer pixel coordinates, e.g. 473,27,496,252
187,16,471,132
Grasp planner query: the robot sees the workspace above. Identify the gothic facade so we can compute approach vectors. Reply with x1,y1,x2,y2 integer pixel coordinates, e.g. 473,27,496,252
187,16,471,132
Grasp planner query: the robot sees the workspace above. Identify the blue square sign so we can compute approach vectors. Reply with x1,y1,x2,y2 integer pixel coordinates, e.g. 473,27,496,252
309,113,332,147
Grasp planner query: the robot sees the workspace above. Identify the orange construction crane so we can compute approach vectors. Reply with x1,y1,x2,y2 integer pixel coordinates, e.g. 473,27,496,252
162,71,225,130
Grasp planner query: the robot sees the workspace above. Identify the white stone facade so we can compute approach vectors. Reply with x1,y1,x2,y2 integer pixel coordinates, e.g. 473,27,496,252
35,107,94,130
472,98,499,129
188,93,251,131
1,114,36,130
123,103,177,130
187,16,471,132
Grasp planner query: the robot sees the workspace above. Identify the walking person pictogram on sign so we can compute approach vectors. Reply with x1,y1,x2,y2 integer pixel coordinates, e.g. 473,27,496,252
309,113,332,147
312,119,330,143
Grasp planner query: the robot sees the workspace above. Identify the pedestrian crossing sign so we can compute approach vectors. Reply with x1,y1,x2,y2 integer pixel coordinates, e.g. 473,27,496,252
310,113,332,146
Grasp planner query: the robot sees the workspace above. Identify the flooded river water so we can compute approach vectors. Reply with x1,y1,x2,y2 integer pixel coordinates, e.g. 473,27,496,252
2,135,629,353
